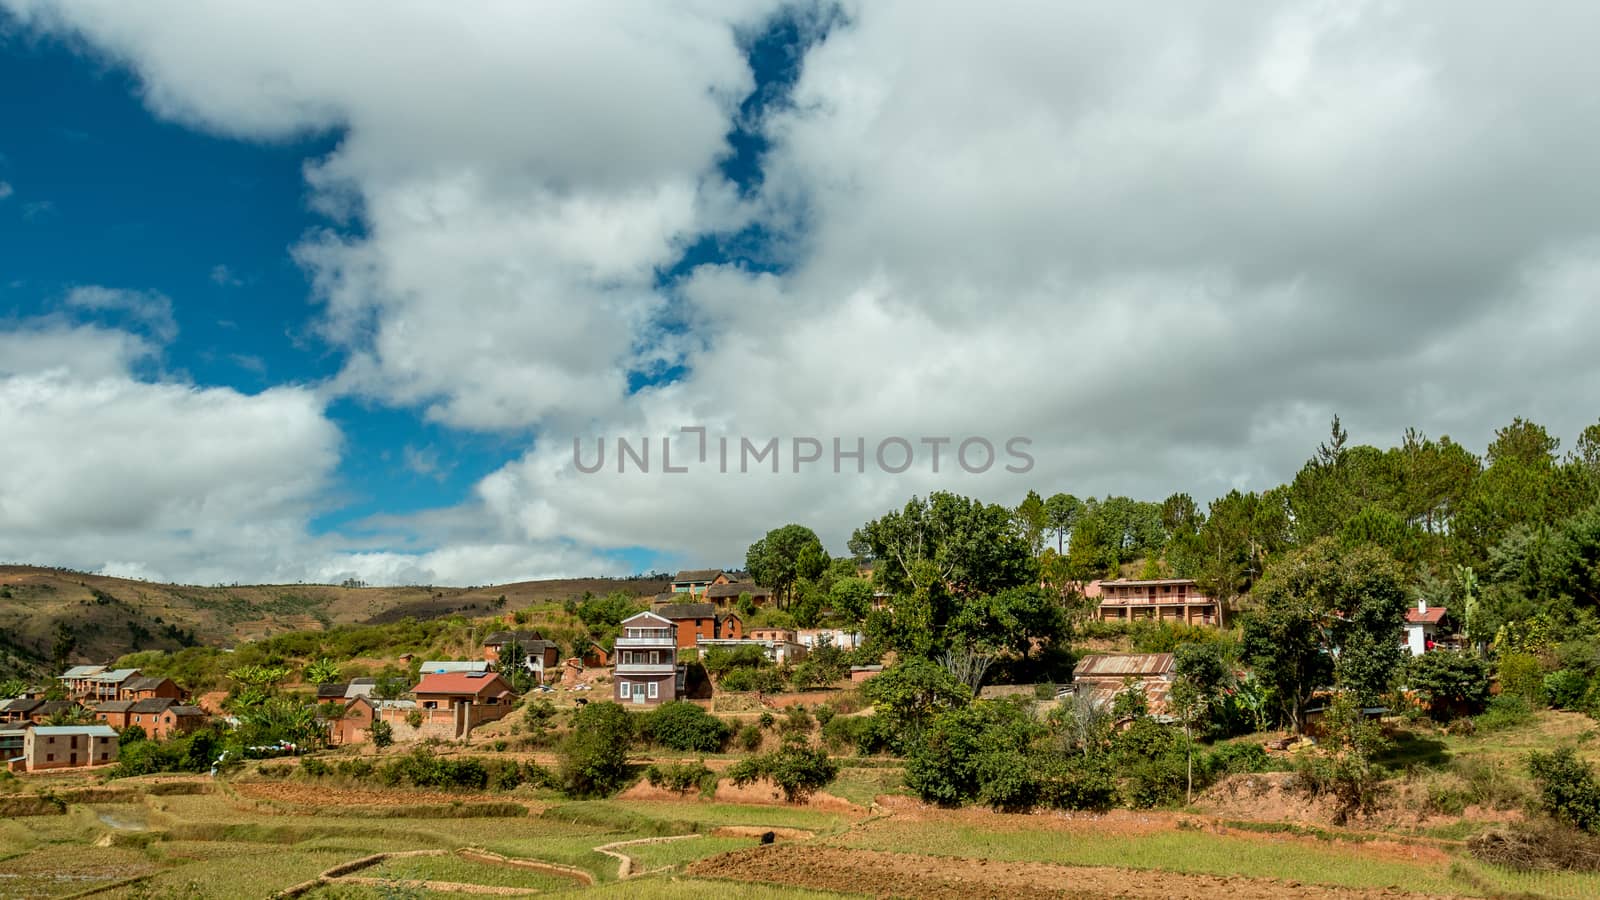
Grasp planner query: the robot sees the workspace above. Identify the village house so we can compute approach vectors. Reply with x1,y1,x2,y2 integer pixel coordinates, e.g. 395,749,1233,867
1071,652,1176,716
58,665,107,697
482,631,562,677
28,701,81,725
613,611,682,706
418,660,492,675
84,669,142,703
654,602,742,649
1094,579,1219,626
117,698,207,739
796,628,863,652
1404,599,1451,656
21,725,118,771
120,676,184,703
0,725,24,765
413,671,516,711
330,696,417,746
0,698,43,724
697,632,808,665
670,569,733,596
93,700,137,730
704,582,773,609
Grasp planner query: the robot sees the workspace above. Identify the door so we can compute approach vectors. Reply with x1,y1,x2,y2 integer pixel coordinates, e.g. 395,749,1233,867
631,682,646,704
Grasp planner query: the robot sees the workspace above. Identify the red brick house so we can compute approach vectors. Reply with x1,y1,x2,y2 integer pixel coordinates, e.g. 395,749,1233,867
412,671,515,712
1094,579,1219,626
120,676,184,703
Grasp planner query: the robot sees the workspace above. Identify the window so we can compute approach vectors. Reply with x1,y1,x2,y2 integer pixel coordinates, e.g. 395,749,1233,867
100,753,108,762
617,680,630,696
46,753,54,762
647,681,659,699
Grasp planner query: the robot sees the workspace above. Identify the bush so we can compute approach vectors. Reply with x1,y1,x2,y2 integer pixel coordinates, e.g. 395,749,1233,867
1469,820,1600,872
1206,741,1269,776
814,704,836,727
737,724,763,752
645,760,714,795
300,756,331,778
728,741,839,802
1529,747,1600,833
640,702,730,753
368,719,394,749
821,714,892,756
1547,670,1592,711
1034,754,1118,811
375,748,489,790
780,706,814,736
1499,652,1548,707
758,711,776,729
1477,694,1535,733
558,701,635,798
720,666,787,693
1405,651,1492,721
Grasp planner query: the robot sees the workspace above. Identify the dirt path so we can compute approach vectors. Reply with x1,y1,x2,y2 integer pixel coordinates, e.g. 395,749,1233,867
594,834,705,878
687,844,1458,900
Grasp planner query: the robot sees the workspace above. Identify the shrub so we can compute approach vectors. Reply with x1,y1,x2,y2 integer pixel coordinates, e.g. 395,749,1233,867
645,760,714,795
1477,694,1534,733
1528,747,1600,833
639,702,730,753
1499,652,1548,707
367,719,394,749
1206,741,1269,776
1547,670,1591,711
814,704,836,727
758,711,776,729
405,709,424,729
728,741,839,802
300,756,331,778
1469,821,1600,873
780,705,814,736
737,724,763,752
720,666,787,693
1034,754,1118,811
375,748,490,790
558,701,635,798
1405,651,1492,721
822,714,892,756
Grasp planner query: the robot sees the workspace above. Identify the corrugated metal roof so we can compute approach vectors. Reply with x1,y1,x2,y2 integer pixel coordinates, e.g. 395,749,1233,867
1072,653,1175,679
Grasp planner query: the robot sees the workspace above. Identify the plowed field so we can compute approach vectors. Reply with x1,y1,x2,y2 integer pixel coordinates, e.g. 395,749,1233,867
687,844,1454,900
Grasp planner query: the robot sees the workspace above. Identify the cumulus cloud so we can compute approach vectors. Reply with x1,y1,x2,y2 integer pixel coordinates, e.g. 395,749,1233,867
7,1,1600,579
63,285,179,342
0,181,13,200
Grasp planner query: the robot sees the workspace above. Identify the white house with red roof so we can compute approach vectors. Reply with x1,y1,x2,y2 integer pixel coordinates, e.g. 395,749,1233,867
1403,599,1449,656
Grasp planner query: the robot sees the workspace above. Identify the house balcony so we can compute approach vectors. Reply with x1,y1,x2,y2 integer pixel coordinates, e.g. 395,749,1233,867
616,636,676,649
1099,597,1214,606
614,662,677,675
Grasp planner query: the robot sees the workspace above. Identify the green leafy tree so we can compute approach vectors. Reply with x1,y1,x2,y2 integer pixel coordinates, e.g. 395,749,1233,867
850,493,1037,602
747,524,830,610
367,718,394,749
1013,490,1049,557
1044,493,1084,554
1241,539,1409,729
827,577,874,626
906,699,1043,808
1403,651,1491,721
559,702,635,798
861,658,971,750
727,739,839,802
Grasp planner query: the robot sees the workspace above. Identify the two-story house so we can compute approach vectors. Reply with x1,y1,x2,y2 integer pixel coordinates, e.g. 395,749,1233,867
670,569,732,597
613,611,683,705
1094,578,1219,626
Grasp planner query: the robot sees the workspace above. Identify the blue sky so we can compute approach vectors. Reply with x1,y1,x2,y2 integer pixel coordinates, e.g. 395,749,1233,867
0,9,823,581
4,3,1600,586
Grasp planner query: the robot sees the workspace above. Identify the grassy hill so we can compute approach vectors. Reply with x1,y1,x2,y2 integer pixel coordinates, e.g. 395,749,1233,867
0,565,668,680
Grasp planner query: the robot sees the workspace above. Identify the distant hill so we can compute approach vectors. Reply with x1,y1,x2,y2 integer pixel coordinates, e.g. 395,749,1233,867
0,565,668,679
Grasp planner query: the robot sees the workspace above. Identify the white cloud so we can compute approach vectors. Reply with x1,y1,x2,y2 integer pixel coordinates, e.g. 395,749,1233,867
0,181,13,200
63,285,178,342
7,2,1600,580
209,263,242,286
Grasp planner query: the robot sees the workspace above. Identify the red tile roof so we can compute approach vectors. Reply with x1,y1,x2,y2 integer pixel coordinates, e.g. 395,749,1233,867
412,671,512,698
1406,607,1447,625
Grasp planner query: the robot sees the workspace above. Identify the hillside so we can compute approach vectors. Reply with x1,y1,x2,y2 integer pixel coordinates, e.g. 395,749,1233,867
0,565,668,679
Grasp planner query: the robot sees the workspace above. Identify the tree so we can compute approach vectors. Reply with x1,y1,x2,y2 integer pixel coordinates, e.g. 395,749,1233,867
850,493,1037,602
304,658,341,685
46,704,96,726
861,658,971,750
827,577,874,625
559,702,635,798
1241,540,1409,729
577,591,642,633
1403,651,1491,721
51,623,77,672
1044,493,1084,554
906,699,1043,808
728,739,839,803
367,718,394,749
1013,490,1049,557
747,524,829,610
